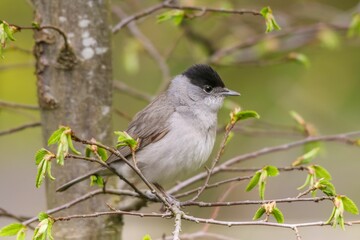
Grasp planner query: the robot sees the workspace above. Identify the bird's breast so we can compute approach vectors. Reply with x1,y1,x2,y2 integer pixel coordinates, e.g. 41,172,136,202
134,112,216,184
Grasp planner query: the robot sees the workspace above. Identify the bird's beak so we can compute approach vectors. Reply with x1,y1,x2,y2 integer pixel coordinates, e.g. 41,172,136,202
222,88,240,96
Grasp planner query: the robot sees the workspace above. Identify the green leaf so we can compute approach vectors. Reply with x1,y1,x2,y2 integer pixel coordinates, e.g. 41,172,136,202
259,170,268,200
3,23,15,41
56,132,69,165
253,207,266,220
260,6,281,33
85,146,92,158
317,179,336,196
47,218,54,240
313,165,331,180
157,10,185,26
292,147,320,166
97,146,108,161
36,159,48,188
259,179,266,200
16,228,26,240
246,171,261,192
67,133,81,155
338,215,345,230
90,175,104,188
288,52,310,68
46,161,55,180
38,212,49,221
341,196,359,215
115,131,138,150
0,21,17,58
331,197,345,229
142,234,152,240
230,109,260,125
35,148,51,165
56,143,65,166
86,143,108,161
303,140,321,154
326,206,336,224
289,110,305,126
48,127,67,145
297,174,312,190
272,207,284,223
348,13,360,38
0,223,24,236
264,165,279,177
34,219,48,239
32,21,40,30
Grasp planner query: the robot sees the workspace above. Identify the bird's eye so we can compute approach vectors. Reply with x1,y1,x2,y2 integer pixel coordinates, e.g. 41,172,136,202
203,85,213,93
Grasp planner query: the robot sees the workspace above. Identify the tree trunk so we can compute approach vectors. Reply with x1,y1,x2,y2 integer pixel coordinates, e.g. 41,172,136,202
31,0,122,239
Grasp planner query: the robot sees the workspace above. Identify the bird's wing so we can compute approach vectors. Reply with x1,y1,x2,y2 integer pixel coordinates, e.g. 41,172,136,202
107,93,174,163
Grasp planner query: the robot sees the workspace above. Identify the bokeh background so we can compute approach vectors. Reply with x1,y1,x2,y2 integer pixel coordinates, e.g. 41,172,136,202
1,0,360,239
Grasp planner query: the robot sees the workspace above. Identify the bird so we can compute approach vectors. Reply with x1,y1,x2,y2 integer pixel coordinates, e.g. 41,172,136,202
56,64,240,192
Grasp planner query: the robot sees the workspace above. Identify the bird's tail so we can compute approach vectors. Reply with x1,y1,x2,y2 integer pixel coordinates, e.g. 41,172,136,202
56,167,108,192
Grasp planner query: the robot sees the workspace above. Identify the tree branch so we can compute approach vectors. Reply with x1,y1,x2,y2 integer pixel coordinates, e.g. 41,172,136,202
112,6,171,92
0,122,41,137
112,1,262,33
0,100,39,110
183,196,332,207
22,188,144,226
113,80,153,102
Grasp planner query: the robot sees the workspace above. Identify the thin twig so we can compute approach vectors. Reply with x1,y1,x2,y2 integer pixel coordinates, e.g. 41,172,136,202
13,24,70,49
112,1,171,33
209,22,347,63
22,188,142,226
0,100,39,110
54,210,171,222
163,5,261,17
67,136,148,198
296,187,317,198
6,45,33,54
0,122,41,137
0,208,35,230
172,206,183,240
182,196,332,207
292,226,302,240
112,6,171,92
202,182,238,232
113,80,153,102
175,175,252,199
112,1,261,33
0,62,34,71
114,108,133,121
158,231,239,240
182,214,360,228
71,134,172,208
220,166,307,173
66,154,109,168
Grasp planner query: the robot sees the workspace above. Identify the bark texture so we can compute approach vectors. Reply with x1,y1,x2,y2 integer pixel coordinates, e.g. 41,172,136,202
31,0,122,239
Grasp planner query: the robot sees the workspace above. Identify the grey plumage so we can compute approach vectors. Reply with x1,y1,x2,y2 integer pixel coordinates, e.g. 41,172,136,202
56,64,239,192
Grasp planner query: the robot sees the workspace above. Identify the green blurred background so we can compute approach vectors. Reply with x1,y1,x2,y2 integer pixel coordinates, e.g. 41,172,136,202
1,0,360,239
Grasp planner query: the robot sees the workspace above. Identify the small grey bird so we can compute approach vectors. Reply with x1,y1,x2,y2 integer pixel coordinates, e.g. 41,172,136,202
57,64,239,192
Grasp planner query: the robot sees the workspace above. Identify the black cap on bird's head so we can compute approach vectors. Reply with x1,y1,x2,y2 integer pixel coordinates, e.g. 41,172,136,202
182,64,240,96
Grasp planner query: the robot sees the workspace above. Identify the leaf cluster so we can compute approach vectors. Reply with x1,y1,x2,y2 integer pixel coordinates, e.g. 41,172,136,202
0,20,18,58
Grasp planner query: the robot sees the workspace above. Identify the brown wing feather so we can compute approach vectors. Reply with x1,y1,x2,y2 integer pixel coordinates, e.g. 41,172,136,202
107,93,174,163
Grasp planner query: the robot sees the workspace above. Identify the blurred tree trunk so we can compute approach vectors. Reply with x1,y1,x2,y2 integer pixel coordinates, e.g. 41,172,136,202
31,0,122,239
